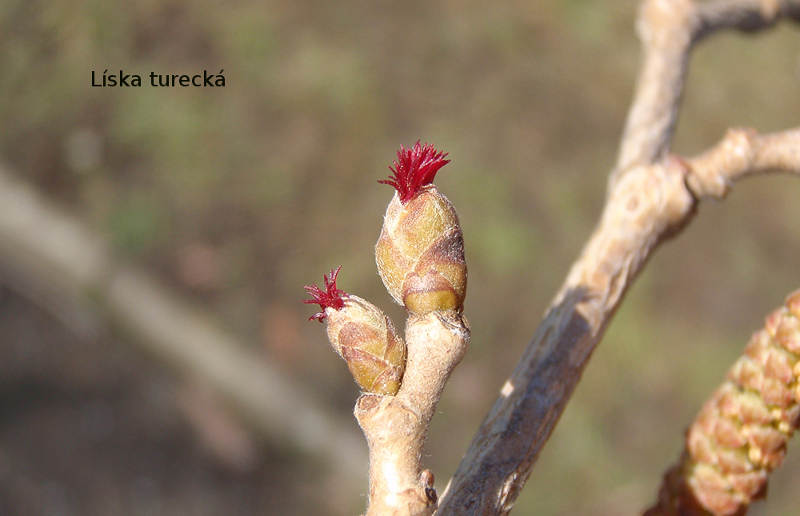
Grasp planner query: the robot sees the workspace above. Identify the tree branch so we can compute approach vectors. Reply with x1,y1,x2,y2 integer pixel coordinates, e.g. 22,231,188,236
439,154,697,516
685,127,800,198
694,0,800,41
613,0,800,182
438,124,799,514
438,0,800,510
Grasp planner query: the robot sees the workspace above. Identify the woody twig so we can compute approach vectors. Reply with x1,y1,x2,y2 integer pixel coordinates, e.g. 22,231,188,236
304,143,469,515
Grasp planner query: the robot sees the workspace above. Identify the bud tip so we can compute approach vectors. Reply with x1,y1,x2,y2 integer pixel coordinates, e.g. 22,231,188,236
303,266,347,322
378,141,450,204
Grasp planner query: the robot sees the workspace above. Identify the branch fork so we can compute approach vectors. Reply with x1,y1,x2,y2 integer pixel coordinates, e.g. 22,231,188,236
439,0,800,513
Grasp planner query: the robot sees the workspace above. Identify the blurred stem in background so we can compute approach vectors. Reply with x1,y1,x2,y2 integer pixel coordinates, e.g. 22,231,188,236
0,164,366,489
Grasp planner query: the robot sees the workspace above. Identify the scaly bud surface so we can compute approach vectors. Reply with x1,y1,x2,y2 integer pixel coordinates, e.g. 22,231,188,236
304,268,406,395
375,142,466,314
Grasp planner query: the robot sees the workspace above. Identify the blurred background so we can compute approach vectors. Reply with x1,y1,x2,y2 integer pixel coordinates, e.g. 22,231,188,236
0,0,798,514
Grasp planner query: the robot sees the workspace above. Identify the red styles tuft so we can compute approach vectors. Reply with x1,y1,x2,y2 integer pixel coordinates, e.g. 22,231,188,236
379,141,450,204
303,266,348,322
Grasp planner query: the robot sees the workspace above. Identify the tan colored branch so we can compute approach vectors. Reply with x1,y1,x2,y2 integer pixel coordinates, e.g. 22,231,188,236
614,0,693,176
685,127,800,199
694,0,800,41
357,312,469,515
439,124,799,513
0,164,367,484
614,0,799,181
438,0,800,506
645,290,800,516
439,156,697,515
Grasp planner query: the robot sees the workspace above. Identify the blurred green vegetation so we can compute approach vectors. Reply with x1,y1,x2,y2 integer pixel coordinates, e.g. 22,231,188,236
1,0,798,514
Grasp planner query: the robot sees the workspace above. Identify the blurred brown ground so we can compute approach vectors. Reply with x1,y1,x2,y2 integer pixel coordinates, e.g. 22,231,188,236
0,0,798,514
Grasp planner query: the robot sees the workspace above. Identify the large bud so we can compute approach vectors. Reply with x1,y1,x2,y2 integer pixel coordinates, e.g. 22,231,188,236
375,142,466,314
304,267,406,395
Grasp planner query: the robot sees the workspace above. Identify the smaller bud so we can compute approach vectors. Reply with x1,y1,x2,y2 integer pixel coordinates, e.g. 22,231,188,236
376,142,467,314
304,267,406,395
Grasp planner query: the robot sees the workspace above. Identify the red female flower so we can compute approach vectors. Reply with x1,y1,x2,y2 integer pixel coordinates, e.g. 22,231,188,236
303,266,347,322
379,141,450,204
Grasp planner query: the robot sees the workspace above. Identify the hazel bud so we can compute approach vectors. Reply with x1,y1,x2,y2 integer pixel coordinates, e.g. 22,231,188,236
375,142,467,314
304,267,406,395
